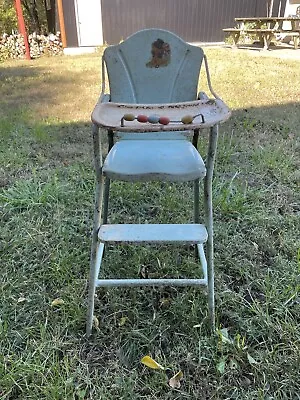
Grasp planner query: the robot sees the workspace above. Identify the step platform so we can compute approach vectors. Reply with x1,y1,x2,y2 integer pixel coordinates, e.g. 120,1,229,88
98,224,208,244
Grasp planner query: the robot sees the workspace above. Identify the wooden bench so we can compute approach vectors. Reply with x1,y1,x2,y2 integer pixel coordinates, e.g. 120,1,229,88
223,28,242,47
223,27,299,50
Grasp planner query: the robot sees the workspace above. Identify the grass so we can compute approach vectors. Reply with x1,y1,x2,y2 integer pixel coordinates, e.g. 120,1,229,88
0,47,299,399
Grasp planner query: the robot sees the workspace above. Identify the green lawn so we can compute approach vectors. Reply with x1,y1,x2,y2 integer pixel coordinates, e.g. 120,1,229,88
0,48,299,399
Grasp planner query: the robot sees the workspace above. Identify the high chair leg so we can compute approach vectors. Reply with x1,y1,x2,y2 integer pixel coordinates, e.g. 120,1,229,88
86,124,104,337
194,178,200,259
204,125,219,331
102,178,110,224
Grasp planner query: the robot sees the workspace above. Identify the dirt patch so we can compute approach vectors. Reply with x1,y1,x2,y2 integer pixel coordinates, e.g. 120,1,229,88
222,42,300,60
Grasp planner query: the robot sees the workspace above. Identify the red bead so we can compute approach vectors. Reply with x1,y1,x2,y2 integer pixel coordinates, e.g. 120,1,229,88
137,114,148,123
159,116,170,125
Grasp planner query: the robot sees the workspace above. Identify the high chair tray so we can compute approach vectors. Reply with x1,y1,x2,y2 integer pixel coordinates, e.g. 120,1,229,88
92,98,231,132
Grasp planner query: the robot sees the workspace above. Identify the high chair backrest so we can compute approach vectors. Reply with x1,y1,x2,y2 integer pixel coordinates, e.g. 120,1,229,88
103,29,204,104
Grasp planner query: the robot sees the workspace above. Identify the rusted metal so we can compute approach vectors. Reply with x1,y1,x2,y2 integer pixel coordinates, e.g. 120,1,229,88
146,39,171,68
92,99,231,132
86,29,232,336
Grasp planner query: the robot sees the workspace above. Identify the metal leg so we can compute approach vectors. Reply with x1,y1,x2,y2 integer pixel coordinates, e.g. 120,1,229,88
203,125,219,332
102,130,114,224
102,178,110,224
197,243,208,282
86,240,105,337
194,178,200,259
194,179,200,223
193,129,200,258
86,124,104,336
86,178,104,336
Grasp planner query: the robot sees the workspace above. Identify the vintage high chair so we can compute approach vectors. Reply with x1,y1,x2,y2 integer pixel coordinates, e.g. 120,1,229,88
87,29,231,336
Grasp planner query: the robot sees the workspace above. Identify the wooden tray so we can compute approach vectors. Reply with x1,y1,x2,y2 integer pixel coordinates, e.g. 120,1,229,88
91,99,231,132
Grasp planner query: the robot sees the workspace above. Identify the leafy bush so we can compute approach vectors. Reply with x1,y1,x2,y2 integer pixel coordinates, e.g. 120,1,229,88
0,1,17,34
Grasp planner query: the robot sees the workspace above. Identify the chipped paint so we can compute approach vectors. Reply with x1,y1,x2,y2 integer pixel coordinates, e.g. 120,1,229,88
146,39,171,68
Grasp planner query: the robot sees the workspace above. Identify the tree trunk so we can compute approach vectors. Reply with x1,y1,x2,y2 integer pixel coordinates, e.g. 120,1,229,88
22,0,41,33
44,0,56,33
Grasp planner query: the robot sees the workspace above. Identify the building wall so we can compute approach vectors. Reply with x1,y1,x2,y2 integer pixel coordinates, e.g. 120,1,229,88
61,0,288,48
101,0,287,45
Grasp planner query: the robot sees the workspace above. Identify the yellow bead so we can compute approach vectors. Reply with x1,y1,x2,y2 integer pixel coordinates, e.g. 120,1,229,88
123,113,135,121
181,115,194,124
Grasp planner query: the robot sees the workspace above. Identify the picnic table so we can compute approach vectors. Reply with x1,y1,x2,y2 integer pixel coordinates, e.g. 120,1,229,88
223,16,300,50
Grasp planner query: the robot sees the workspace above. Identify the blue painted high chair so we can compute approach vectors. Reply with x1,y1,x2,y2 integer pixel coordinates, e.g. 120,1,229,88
87,29,231,336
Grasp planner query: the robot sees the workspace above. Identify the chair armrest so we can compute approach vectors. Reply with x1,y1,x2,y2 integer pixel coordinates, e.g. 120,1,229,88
203,55,220,100
92,94,111,127
92,94,111,174
98,93,111,104
197,91,210,101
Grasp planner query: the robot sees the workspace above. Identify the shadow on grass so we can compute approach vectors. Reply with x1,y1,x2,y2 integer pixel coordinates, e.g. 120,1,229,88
0,65,72,111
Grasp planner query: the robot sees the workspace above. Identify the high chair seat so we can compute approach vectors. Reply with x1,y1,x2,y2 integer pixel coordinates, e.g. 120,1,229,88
103,139,206,182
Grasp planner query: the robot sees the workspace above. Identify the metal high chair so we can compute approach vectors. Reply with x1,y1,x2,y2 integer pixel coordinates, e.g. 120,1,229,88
87,29,231,336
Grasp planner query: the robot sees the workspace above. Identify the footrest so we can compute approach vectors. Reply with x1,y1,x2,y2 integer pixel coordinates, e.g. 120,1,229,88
96,278,207,287
98,224,208,244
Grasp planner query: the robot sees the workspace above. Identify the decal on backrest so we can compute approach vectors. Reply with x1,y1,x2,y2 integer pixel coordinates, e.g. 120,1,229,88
146,39,171,68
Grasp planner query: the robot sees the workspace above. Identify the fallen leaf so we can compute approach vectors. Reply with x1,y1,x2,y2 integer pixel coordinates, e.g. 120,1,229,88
17,297,26,303
141,355,165,370
160,297,171,307
219,328,233,344
76,388,86,399
216,358,226,374
247,353,258,365
51,298,64,306
118,316,128,326
169,370,183,389
229,357,239,369
93,315,100,331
